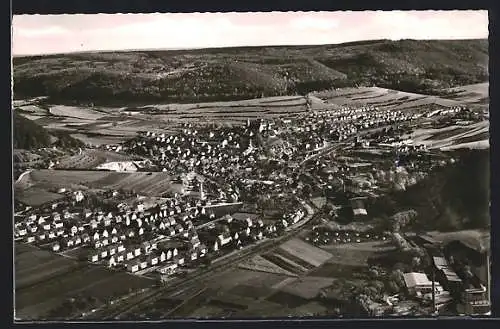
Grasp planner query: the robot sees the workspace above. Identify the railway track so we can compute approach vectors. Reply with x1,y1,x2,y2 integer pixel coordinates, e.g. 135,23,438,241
88,201,317,320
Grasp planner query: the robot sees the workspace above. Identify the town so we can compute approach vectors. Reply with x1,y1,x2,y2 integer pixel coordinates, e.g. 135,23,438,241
13,10,491,321
14,96,490,319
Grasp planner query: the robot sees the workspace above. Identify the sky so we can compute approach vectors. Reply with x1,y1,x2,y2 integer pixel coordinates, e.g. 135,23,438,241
12,11,488,56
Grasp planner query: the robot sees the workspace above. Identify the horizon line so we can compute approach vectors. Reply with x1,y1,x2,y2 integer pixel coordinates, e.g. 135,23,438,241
12,37,488,58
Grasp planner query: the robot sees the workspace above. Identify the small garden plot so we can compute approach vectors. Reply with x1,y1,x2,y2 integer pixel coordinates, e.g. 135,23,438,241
280,276,336,300
279,238,333,267
238,255,297,277
261,253,309,275
56,153,101,169
49,105,107,120
272,248,317,271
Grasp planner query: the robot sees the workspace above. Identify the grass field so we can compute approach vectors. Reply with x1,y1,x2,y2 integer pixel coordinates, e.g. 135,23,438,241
15,169,184,199
205,268,290,293
56,149,134,169
14,187,65,206
319,241,396,267
49,105,107,120
279,276,336,300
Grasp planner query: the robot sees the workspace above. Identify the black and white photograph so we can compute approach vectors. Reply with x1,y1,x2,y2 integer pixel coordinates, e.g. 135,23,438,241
12,10,490,321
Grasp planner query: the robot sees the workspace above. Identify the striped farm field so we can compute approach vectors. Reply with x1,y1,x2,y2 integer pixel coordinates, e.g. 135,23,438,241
261,253,309,275
278,238,333,268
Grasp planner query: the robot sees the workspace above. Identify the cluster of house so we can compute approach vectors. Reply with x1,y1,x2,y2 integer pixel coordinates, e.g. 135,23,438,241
196,209,303,252
400,250,490,315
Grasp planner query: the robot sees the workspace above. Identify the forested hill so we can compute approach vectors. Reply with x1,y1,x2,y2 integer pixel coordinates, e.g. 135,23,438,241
372,149,490,232
13,112,84,150
13,112,51,149
13,39,488,105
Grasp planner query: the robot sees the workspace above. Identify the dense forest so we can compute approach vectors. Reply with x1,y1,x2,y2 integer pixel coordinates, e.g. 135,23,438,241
13,112,84,150
13,39,488,105
371,149,490,232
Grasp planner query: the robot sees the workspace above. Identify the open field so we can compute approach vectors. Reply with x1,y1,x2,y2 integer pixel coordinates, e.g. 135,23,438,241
407,120,489,150
69,133,125,146
15,244,80,290
319,241,396,266
56,149,134,169
15,187,66,206
205,268,291,293
15,169,184,198
279,276,335,300
312,86,461,111
442,83,489,106
15,243,155,320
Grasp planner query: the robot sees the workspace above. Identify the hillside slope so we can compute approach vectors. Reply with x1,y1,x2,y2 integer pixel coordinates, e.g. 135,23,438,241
371,149,490,232
13,112,84,150
13,39,488,105
13,112,52,149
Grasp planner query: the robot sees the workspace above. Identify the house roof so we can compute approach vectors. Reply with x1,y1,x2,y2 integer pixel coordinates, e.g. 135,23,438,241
403,272,433,288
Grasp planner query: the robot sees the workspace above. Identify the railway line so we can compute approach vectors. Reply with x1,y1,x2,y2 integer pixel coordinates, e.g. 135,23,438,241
85,198,316,320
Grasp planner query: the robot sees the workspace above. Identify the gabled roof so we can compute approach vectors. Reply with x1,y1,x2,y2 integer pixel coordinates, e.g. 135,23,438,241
403,272,433,288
